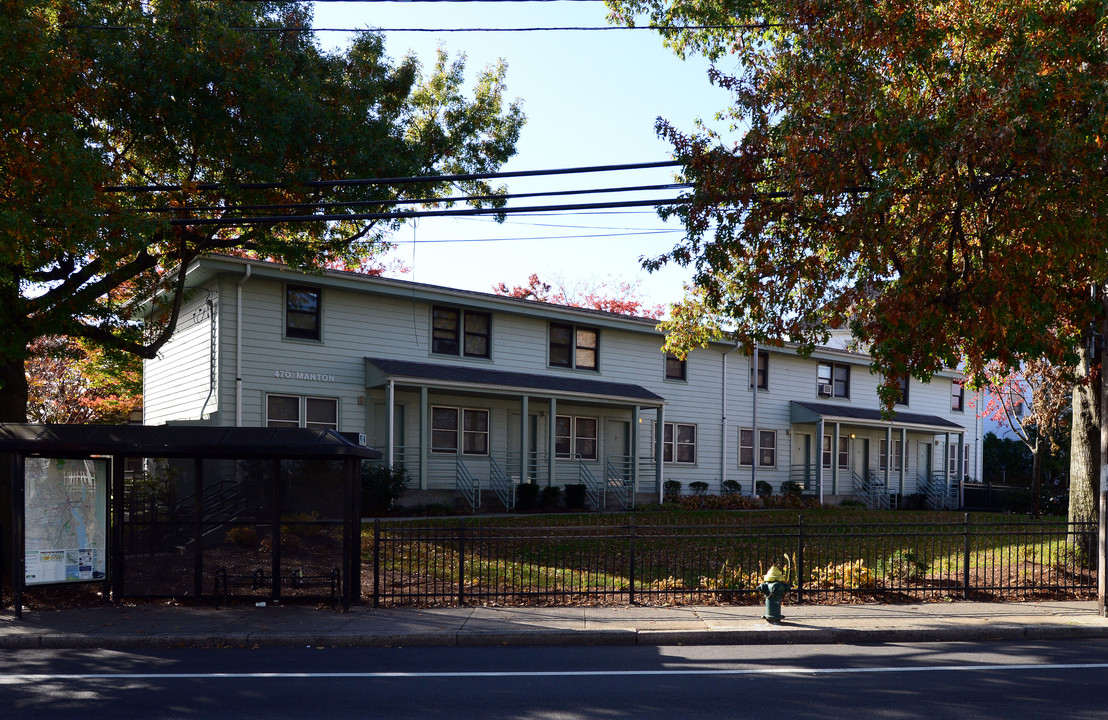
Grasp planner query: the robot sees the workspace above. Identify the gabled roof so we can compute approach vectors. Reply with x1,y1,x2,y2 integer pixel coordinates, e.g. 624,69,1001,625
0,424,382,459
364,357,665,406
790,401,964,432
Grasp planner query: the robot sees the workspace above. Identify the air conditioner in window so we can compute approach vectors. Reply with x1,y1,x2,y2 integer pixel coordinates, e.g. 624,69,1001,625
818,383,834,397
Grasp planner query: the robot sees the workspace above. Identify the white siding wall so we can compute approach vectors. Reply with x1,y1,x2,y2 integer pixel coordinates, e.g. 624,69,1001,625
144,293,220,425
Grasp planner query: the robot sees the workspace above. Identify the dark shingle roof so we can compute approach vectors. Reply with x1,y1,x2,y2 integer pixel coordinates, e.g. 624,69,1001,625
791,401,964,431
365,357,664,404
0,424,381,459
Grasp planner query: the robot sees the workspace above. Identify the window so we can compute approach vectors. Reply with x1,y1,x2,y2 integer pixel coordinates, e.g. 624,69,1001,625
285,285,321,340
549,323,598,370
879,438,904,471
739,428,776,467
431,407,489,455
432,306,491,358
951,380,965,412
665,352,687,381
750,350,769,390
948,444,969,477
822,435,850,467
554,415,598,460
894,375,909,406
664,422,697,464
266,395,337,430
817,361,850,398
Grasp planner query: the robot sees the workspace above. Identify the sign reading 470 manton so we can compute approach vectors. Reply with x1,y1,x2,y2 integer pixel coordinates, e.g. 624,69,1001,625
23,458,107,585
272,369,337,383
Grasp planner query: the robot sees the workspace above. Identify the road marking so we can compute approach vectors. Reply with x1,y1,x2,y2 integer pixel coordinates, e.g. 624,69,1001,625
4,662,1108,683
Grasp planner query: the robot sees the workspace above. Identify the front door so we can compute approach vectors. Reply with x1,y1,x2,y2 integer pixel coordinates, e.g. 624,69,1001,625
917,442,932,481
604,420,631,476
852,438,869,478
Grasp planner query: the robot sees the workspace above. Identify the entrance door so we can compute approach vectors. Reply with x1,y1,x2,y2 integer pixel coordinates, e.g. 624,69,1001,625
605,420,630,469
852,438,869,478
917,442,932,480
793,434,812,491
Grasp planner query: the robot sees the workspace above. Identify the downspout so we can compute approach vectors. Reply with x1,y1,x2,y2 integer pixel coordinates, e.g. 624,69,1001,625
235,264,252,427
751,342,759,498
721,343,742,493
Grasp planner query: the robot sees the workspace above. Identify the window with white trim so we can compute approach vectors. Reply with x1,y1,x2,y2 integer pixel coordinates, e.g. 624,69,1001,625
879,438,904,471
948,443,969,478
822,435,850,467
554,415,598,460
750,350,769,390
549,323,598,370
893,375,909,405
432,306,491,358
285,285,321,340
739,428,776,467
665,352,687,381
951,380,965,411
817,361,850,398
266,394,338,430
664,422,697,464
431,407,489,455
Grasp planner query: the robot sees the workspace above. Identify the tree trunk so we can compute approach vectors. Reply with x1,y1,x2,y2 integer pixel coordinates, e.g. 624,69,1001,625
1069,342,1101,558
0,354,28,423
1030,436,1043,518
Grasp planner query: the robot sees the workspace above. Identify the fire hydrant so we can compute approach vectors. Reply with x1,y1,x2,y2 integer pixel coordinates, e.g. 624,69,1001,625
757,566,790,624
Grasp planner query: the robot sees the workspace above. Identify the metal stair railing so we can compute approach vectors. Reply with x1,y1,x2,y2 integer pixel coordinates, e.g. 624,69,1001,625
488,456,516,511
918,472,951,510
605,455,634,510
867,470,891,510
456,457,481,513
580,461,605,510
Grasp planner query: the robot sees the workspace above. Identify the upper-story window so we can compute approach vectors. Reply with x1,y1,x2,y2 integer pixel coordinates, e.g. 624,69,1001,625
951,380,965,411
750,350,769,390
665,352,687,381
817,361,850,398
285,285,321,340
432,306,491,358
549,323,598,371
893,375,909,406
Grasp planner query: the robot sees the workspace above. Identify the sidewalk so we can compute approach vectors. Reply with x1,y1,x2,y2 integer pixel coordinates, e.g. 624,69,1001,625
2,600,1107,649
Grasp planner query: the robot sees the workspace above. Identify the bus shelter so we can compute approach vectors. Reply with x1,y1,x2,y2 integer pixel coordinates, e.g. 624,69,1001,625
1,424,380,615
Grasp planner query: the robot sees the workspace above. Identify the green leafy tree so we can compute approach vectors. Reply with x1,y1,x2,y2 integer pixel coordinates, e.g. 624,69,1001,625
0,0,524,422
608,0,1108,525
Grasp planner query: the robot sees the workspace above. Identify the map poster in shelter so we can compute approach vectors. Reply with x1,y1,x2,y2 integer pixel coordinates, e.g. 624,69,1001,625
24,458,108,585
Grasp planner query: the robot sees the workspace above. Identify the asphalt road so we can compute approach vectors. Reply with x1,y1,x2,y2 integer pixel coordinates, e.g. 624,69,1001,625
3,640,1107,719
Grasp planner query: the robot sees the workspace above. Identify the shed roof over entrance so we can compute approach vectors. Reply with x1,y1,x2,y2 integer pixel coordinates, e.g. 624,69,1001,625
364,357,665,406
790,401,964,433
0,424,382,460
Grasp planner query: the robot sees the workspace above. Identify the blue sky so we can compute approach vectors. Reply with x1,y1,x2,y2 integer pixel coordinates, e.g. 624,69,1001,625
311,1,736,309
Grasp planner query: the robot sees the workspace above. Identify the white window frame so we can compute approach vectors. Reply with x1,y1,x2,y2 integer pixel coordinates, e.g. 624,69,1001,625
739,428,776,467
817,361,850,398
749,350,769,390
549,323,599,371
664,352,687,382
663,422,697,465
431,406,489,456
822,435,850,468
431,305,492,359
951,380,965,412
554,414,599,460
285,285,322,341
879,438,904,471
266,394,338,430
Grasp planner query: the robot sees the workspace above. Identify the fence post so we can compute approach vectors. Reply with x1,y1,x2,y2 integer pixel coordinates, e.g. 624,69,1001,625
963,513,971,599
628,516,636,605
458,521,466,606
1100,491,1107,616
372,520,381,608
796,514,804,605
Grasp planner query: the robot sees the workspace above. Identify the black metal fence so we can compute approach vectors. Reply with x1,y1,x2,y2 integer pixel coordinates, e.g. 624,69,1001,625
368,515,1096,607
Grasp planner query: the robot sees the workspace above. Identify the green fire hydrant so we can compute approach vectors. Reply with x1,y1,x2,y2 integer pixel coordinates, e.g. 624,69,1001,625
757,566,791,624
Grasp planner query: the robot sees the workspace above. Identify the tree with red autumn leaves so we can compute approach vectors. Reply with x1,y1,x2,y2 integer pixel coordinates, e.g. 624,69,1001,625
25,337,143,425
493,273,664,318
980,361,1071,516
608,0,1108,528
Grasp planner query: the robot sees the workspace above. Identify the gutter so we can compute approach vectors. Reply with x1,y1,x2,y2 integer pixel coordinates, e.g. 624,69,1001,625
236,264,252,426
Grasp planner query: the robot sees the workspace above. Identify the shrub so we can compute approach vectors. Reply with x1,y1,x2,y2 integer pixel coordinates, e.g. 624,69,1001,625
516,482,540,510
881,549,928,584
539,485,563,508
282,511,323,538
780,480,803,496
901,493,929,510
755,480,773,497
361,462,410,516
721,479,742,495
663,480,683,503
225,525,258,547
564,483,587,509
688,481,709,496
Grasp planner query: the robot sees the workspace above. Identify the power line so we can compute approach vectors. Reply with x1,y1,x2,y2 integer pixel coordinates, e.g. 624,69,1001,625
393,228,681,243
167,196,688,226
134,182,690,214
103,160,681,193
68,23,767,33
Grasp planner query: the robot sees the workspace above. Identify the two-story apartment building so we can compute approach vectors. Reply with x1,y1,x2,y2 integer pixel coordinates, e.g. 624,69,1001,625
144,255,981,509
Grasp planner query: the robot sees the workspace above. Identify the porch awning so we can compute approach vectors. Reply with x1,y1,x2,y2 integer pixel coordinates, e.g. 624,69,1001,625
790,401,964,433
364,357,665,406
